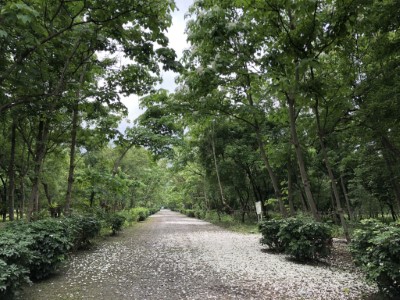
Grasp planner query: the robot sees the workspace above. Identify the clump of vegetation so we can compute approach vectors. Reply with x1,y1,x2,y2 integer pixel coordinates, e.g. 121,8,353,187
0,231,33,298
66,215,102,250
107,214,126,235
0,215,104,297
350,219,400,298
259,217,333,262
259,219,285,252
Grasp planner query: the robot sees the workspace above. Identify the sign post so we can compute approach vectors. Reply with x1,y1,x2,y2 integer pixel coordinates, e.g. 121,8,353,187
255,201,262,222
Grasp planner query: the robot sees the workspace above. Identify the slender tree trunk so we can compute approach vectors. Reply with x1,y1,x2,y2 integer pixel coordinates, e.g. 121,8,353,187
244,74,286,217
65,65,86,215
340,175,353,221
20,180,25,219
65,103,78,216
313,96,350,241
210,125,228,210
1,176,7,221
287,158,296,216
381,139,400,211
7,122,16,221
286,94,320,220
28,118,49,221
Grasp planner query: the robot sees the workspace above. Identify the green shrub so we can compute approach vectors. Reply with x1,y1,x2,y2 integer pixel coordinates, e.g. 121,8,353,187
259,219,286,252
0,259,30,298
185,209,195,218
129,207,150,222
194,209,205,219
0,215,103,296
259,217,333,261
107,214,126,235
6,219,73,280
279,217,332,261
350,219,400,297
65,215,101,250
0,231,32,297
22,219,73,280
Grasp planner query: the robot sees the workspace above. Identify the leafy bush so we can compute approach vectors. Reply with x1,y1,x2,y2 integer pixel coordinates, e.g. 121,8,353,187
131,207,150,222
107,214,126,235
4,219,72,280
350,219,400,297
185,209,195,218
0,231,32,297
279,217,332,261
65,215,101,250
22,219,73,280
0,259,30,298
194,209,205,219
0,215,104,296
259,219,285,252
259,217,332,261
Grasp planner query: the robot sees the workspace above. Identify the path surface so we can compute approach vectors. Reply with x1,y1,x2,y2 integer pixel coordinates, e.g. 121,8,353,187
19,210,375,299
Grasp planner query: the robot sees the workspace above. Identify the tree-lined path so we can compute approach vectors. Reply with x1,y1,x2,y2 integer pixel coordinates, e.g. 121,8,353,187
19,210,374,300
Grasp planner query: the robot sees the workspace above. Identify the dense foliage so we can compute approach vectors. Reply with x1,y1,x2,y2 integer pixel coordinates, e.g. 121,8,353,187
351,219,400,297
0,216,98,296
259,218,332,261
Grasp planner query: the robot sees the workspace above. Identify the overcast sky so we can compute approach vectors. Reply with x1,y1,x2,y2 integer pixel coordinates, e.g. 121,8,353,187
118,0,193,131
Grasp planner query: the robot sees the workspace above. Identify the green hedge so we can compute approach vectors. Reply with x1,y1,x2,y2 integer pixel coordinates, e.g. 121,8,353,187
350,219,400,297
0,215,102,297
259,219,285,252
121,207,151,223
259,217,333,261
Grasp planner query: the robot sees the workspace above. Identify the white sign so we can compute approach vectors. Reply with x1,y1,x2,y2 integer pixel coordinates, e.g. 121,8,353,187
255,201,262,215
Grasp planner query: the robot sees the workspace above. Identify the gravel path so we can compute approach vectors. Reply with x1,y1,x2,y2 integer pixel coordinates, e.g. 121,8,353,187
18,210,376,299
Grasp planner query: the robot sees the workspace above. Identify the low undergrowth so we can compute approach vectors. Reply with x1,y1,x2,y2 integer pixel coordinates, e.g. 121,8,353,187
0,206,159,298
180,209,258,234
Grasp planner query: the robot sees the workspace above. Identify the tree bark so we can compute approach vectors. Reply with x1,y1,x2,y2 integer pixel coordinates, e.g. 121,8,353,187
65,65,87,215
313,95,350,241
286,93,320,221
210,124,229,211
65,103,78,216
381,137,400,211
287,158,296,216
7,122,16,221
340,175,353,221
28,118,49,221
244,74,286,217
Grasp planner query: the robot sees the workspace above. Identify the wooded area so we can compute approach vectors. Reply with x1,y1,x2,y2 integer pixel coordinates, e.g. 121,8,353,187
0,0,399,297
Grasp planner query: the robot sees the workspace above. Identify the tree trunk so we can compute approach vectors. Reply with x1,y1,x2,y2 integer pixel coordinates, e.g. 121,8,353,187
28,118,49,221
286,94,320,221
313,96,350,241
7,122,16,221
287,158,296,216
340,175,353,221
210,124,229,211
244,74,286,217
65,103,78,216
20,180,25,219
381,138,400,211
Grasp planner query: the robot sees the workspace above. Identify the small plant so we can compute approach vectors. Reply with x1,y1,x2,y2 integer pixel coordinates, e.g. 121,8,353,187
0,231,33,298
107,214,126,235
259,219,285,252
278,217,332,261
350,219,400,297
259,217,333,261
129,207,150,222
66,215,101,250
185,209,195,218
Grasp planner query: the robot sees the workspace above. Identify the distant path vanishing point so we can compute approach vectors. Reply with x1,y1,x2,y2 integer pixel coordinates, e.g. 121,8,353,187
19,209,374,300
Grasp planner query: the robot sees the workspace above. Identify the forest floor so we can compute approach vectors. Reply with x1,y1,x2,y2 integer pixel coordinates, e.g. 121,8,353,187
17,210,380,300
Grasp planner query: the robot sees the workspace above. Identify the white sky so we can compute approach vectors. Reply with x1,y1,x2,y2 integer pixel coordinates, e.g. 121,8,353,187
118,0,193,132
